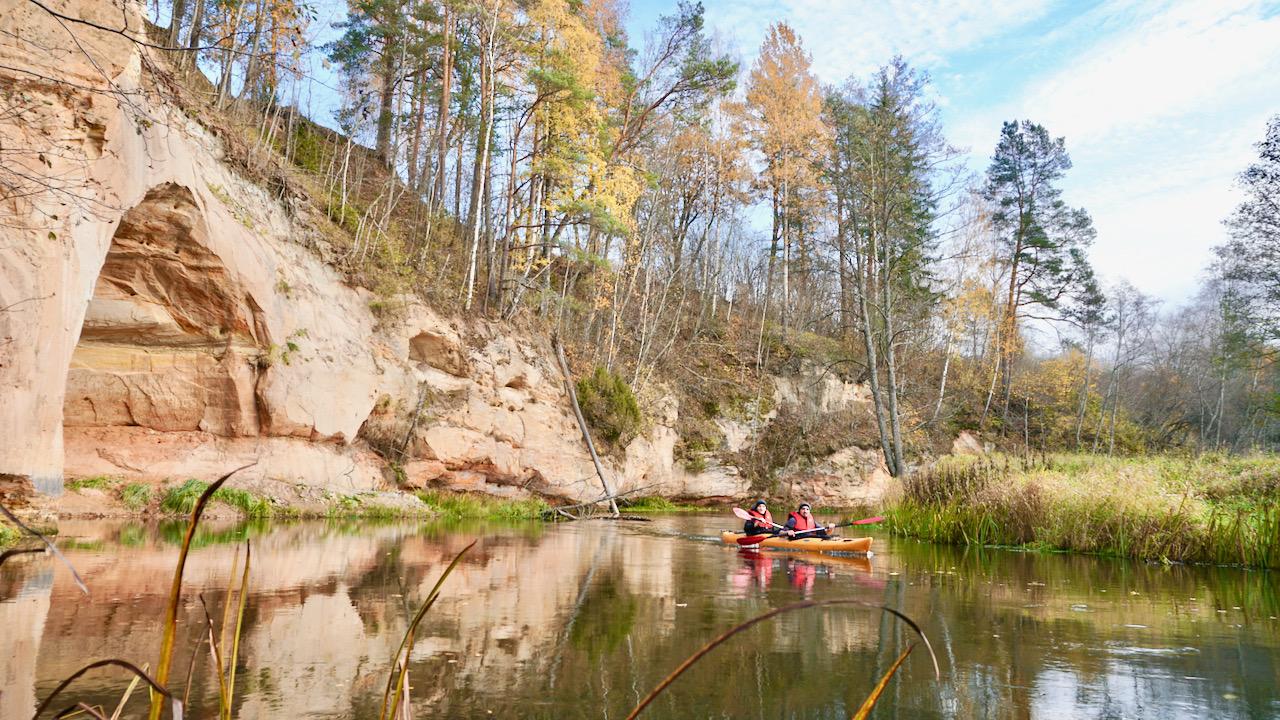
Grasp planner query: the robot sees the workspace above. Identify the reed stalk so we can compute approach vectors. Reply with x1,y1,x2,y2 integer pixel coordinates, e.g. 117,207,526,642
149,463,254,720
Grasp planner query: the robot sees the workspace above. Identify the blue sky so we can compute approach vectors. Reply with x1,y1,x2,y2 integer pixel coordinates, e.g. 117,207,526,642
287,0,1280,305
623,0,1280,304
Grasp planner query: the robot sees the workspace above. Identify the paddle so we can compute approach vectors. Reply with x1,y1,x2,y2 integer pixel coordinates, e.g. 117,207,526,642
737,509,885,543
790,516,884,537
731,506,786,529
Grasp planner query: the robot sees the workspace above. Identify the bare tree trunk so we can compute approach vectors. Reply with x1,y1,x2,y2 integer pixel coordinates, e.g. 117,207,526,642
184,0,206,70
240,0,267,103
167,0,188,47
432,5,453,211
855,224,898,477
407,75,427,191
880,207,905,476
780,174,789,333
464,3,499,311
554,337,620,516
215,2,245,108
374,42,397,164
931,328,953,424
1074,336,1094,449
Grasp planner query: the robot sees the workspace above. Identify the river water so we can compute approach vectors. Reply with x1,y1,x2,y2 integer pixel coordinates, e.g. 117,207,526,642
2,514,1278,719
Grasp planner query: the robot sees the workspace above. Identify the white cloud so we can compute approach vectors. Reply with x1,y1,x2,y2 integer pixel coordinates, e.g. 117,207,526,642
683,0,1280,304
1019,0,1280,147
703,0,1054,82
949,0,1280,303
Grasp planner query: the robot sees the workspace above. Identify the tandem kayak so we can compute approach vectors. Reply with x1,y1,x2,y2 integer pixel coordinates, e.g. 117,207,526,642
720,532,873,554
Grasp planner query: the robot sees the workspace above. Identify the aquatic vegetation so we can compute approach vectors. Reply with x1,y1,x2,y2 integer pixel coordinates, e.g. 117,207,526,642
887,453,1280,568
380,541,475,720
623,598,937,719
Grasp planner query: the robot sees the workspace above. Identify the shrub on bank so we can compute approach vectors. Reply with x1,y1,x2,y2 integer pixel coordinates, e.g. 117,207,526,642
0,522,17,547
576,366,642,446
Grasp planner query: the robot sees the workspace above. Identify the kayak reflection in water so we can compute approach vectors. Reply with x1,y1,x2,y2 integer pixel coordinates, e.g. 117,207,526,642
783,502,834,539
731,548,774,593
786,557,817,598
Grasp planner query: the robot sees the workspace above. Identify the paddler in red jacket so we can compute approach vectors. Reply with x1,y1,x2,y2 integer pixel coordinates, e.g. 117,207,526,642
742,500,777,535
784,502,833,539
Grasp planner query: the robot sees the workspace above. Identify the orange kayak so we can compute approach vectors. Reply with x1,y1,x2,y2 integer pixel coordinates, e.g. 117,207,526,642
721,531,873,554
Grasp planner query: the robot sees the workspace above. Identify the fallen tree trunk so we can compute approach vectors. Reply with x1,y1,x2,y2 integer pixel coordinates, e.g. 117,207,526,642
553,335,620,517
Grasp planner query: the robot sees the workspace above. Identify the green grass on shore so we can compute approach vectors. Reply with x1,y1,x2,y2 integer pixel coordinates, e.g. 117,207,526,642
0,522,18,547
886,453,1280,568
617,496,713,513
65,476,119,491
161,479,273,517
121,483,152,511
416,490,549,520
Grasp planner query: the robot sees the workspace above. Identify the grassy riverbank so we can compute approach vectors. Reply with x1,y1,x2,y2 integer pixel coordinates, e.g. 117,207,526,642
42,476,566,523
885,453,1280,568
415,490,550,519
617,496,717,513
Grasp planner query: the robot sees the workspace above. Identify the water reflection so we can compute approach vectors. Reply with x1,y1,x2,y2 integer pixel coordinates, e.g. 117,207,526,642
1,517,1278,718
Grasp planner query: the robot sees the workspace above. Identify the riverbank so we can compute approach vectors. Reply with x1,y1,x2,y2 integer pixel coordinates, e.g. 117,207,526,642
885,453,1280,569
0,479,726,548
0,477,569,534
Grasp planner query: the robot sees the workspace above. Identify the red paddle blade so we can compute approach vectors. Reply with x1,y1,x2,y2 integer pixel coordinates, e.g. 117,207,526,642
849,516,884,525
731,507,753,520
736,535,769,546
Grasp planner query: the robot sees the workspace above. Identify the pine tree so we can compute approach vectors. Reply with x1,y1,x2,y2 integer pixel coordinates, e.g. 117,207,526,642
983,120,1097,421
1217,115,1280,342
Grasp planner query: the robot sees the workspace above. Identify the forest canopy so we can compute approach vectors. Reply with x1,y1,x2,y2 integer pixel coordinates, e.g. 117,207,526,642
140,0,1280,462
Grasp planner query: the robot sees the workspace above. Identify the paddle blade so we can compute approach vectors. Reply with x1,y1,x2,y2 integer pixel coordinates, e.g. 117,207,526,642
736,535,769,546
848,516,884,525
731,507,752,521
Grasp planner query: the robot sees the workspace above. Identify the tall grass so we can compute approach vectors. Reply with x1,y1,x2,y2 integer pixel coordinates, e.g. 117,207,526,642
66,476,119,491
617,496,712,513
161,479,273,517
417,489,549,519
122,483,153,511
887,454,1280,568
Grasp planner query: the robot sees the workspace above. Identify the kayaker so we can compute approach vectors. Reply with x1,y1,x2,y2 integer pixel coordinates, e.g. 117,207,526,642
784,502,833,539
743,500,777,535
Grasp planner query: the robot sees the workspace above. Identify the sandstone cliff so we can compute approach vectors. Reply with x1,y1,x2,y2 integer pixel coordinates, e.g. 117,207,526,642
0,0,893,510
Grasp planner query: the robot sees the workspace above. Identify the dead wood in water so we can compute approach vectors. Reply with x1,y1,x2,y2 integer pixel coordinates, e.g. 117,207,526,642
553,334,620,517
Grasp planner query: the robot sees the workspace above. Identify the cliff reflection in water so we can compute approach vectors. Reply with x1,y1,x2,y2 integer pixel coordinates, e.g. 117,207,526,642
2,516,1279,718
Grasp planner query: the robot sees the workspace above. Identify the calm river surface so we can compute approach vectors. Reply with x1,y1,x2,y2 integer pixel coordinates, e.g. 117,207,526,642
3,514,1279,719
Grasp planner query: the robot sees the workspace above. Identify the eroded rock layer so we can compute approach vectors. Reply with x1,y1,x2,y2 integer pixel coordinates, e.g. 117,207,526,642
0,0,895,508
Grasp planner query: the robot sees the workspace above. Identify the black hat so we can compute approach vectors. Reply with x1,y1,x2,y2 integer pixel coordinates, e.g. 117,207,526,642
753,500,767,509
799,502,811,510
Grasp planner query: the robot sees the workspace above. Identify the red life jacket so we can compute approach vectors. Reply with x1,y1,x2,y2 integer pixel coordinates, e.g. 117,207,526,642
789,511,819,531
747,508,773,531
